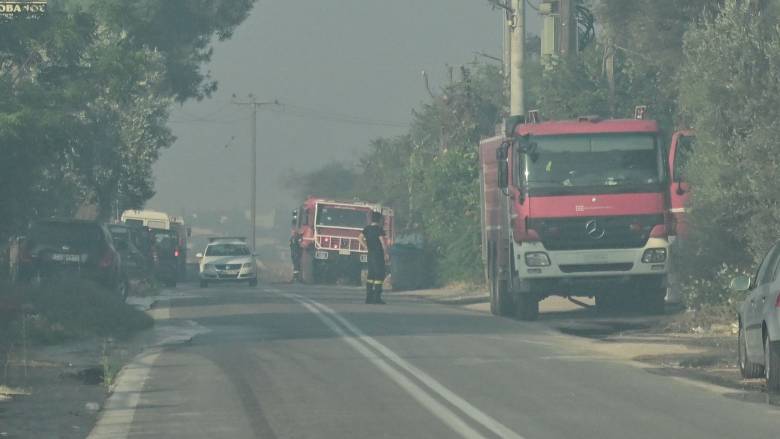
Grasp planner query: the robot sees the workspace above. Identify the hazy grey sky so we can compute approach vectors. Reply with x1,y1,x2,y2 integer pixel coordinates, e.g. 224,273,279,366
150,1,540,215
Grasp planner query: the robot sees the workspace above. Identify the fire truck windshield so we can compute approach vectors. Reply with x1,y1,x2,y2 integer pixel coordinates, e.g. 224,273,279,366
316,206,370,229
523,133,663,195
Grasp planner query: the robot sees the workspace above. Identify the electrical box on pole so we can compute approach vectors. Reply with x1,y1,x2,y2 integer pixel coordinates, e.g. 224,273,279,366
539,0,578,67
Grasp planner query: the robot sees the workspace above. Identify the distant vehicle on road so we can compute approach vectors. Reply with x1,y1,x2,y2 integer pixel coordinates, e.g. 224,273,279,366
18,219,128,299
121,209,190,280
150,228,180,288
107,223,154,285
291,197,394,285
731,244,780,392
197,237,257,288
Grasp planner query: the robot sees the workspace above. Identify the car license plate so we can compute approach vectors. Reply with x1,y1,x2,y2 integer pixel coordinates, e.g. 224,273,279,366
52,253,81,263
360,254,368,263
223,270,239,275
339,249,351,256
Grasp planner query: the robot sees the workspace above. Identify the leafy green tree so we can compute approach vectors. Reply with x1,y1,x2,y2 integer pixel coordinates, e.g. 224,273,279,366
0,0,257,237
676,0,780,304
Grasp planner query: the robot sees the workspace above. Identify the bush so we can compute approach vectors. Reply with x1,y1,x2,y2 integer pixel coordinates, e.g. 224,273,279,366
0,279,153,344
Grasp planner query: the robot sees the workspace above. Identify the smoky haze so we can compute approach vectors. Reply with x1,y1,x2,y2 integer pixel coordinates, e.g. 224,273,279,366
149,1,541,216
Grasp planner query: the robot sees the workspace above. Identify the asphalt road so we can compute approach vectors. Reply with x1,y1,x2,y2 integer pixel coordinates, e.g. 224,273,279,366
90,283,780,439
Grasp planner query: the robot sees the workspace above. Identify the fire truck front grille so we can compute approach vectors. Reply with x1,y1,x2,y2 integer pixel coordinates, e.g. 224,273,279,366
529,215,663,251
559,263,634,273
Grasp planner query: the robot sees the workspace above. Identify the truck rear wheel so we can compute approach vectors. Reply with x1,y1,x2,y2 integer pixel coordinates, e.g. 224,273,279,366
301,251,316,284
349,263,362,286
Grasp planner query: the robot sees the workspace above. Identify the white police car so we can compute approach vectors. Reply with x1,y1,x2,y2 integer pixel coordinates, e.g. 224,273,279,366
197,237,258,288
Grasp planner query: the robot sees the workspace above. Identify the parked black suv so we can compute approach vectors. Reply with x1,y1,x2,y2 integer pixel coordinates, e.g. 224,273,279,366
18,220,128,298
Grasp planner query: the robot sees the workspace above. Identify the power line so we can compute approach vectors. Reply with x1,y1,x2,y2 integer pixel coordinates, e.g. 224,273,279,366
272,102,407,128
168,101,408,128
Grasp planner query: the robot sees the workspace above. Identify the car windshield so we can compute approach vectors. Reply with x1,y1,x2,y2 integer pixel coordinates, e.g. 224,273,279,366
316,206,370,228
153,231,177,251
205,243,250,256
29,222,103,251
524,133,662,194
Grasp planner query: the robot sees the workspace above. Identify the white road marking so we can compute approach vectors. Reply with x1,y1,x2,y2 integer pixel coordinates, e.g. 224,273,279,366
86,352,161,439
279,289,526,439
294,299,488,439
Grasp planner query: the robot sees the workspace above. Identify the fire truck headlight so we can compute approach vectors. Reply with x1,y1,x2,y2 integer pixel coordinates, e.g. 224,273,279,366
642,248,667,263
525,252,551,267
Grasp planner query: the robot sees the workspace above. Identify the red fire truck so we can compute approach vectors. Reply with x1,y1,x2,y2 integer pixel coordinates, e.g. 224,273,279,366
292,197,394,285
480,109,671,320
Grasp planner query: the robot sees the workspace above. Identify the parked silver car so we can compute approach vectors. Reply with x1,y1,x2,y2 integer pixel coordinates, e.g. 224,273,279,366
731,243,780,392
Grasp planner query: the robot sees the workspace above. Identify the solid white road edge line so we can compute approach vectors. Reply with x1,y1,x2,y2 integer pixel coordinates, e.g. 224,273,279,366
292,297,489,439
86,352,161,439
304,297,526,439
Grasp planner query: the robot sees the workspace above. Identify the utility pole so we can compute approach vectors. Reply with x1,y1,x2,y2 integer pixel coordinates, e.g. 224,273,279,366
231,95,279,253
509,0,525,120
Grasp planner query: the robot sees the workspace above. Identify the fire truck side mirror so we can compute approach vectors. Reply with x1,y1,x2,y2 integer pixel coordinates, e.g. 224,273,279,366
498,161,509,190
497,142,510,190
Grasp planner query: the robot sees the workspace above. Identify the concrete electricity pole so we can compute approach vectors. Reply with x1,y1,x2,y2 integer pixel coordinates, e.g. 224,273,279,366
509,0,525,119
231,95,279,252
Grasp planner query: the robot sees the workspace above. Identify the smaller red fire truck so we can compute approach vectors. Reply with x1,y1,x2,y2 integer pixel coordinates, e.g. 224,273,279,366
291,197,394,285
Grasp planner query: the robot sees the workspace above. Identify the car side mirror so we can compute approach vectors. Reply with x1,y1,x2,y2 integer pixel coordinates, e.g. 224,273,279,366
196,252,204,259
730,275,751,292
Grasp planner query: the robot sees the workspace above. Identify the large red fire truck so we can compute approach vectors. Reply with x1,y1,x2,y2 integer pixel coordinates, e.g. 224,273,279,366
292,197,394,285
480,109,671,320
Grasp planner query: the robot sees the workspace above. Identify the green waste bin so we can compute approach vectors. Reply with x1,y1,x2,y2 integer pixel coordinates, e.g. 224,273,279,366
390,244,428,291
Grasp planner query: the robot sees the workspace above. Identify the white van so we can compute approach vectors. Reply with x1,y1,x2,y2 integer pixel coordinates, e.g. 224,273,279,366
120,210,171,230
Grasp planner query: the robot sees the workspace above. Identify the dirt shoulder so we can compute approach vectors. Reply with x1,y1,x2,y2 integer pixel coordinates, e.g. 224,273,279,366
0,287,181,439
410,286,766,397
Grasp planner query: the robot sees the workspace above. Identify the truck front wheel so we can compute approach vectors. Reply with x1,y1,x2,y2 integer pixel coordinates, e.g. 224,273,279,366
490,256,515,317
636,279,666,315
515,292,539,321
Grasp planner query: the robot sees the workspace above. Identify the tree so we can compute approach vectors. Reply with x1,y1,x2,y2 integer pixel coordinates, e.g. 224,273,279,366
0,0,257,237
675,0,780,304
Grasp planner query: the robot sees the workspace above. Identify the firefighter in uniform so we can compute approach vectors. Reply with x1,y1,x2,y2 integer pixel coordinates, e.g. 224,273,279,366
359,211,387,304
289,220,302,282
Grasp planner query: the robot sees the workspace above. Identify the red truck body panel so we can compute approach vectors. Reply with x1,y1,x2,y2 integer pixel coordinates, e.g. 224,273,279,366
667,130,695,238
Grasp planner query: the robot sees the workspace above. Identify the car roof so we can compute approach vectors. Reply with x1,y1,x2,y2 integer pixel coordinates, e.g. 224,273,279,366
207,240,247,246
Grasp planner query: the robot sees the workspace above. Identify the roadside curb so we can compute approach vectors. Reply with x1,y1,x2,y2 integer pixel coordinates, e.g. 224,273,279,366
400,292,489,306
